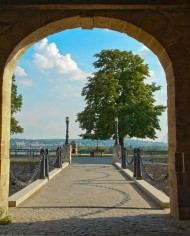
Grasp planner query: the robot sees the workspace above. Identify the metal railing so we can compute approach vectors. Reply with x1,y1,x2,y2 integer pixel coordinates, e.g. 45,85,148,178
125,148,168,183
10,147,66,190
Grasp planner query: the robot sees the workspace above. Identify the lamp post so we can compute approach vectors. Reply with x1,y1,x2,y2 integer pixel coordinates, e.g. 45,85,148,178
65,116,69,144
114,117,119,145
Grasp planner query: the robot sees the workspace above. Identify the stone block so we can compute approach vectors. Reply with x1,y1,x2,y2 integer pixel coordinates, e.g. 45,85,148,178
178,190,190,208
113,145,121,163
178,207,190,220
80,17,94,29
148,38,164,58
175,152,184,173
63,144,72,164
94,16,110,29
159,50,171,70
34,20,63,40
110,19,125,33
123,22,140,39
167,79,175,97
136,29,153,47
177,172,190,190
184,154,190,171
61,16,80,30
0,35,12,52
165,63,174,83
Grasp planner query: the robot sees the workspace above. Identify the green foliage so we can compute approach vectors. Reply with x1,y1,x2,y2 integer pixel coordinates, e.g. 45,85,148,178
0,208,12,225
0,216,12,225
76,49,166,145
0,208,4,218
78,145,113,154
11,75,24,134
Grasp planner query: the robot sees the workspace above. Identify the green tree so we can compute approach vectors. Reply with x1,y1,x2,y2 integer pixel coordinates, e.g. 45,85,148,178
76,49,166,146
11,75,24,134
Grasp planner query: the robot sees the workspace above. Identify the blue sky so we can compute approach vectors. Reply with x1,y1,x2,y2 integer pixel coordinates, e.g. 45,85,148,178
12,28,167,141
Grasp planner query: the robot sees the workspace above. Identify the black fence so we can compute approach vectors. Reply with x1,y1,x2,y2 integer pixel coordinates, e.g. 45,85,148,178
9,147,66,196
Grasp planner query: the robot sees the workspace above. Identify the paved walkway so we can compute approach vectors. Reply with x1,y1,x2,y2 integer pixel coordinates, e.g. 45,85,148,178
1,162,190,235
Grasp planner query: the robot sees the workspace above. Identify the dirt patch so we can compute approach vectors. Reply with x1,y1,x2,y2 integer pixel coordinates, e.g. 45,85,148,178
9,160,55,196
128,164,169,196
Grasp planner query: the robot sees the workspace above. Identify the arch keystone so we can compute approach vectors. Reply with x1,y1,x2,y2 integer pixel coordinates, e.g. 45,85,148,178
80,17,94,29
94,16,111,29
61,16,80,30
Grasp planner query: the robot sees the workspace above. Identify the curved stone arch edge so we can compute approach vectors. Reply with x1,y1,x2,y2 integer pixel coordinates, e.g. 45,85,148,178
2,14,172,155
1,15,172,154
5,16,173,81
0,14,174,214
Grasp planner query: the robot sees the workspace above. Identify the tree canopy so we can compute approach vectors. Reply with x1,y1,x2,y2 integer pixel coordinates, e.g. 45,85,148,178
11,75,24,134
76,49,166,146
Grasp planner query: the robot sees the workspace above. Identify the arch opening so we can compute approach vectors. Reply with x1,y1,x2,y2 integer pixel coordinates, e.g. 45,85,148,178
1,15,179,219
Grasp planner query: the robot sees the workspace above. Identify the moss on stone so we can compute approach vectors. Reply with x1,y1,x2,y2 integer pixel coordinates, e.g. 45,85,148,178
0,208,12,224
0,215,12,225
0,208,4,219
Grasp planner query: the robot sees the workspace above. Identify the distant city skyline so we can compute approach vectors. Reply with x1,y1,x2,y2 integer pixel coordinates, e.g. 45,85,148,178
10,138,168,150
12,28,167,141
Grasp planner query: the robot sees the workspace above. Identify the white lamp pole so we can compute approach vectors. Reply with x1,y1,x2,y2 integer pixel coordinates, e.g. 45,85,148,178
114,117,119,145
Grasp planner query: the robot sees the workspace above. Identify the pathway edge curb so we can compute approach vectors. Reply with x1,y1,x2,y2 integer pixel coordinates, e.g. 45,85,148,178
8,162,69,207
114,162,170,209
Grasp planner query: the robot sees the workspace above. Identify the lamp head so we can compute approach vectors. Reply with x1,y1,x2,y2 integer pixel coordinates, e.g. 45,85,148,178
66,116,69,122
115,117,118,122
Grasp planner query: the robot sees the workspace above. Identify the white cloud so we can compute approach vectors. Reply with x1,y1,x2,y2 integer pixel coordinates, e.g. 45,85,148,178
18,79,33,88
139,45,151,54
145,70,157,85
149,70,156,79
33,53,53,69
14,65,32,87
14,66,27,77
33,38,90,81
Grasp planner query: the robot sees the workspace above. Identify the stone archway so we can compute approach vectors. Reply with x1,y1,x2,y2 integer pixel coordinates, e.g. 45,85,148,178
0,2,190,220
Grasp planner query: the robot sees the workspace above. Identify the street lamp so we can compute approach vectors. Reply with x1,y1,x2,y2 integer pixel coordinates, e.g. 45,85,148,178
114,117,119,145
65,116,69,144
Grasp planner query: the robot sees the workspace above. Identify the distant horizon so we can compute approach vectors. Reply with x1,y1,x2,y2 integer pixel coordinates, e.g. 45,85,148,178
11,137,167,143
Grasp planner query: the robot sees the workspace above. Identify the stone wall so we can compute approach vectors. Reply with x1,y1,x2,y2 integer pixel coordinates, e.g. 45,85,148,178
0,0,190,219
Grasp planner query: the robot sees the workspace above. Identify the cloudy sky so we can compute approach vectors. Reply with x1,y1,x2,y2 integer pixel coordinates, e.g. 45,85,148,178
12,28,167,141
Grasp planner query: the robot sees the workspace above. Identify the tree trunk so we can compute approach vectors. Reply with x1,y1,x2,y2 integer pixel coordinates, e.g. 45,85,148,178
119,137,124,148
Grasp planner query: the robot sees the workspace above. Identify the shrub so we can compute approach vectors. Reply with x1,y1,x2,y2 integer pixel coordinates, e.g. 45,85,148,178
0,215,12,225
0,208,12,225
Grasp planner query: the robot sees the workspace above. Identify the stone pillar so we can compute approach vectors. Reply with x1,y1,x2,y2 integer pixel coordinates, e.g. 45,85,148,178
0,69,12,213
63,144,72,164
113,144,121,164
168,52,190,220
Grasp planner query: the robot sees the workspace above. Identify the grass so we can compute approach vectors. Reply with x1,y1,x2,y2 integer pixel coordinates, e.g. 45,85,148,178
0,208,12,225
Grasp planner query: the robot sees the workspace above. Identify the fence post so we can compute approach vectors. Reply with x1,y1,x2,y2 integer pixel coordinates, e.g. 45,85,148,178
133,148,137,177
121,147,127,169
59,147,63,165
40,149,46,179
55,147,59,168
55,147,62,168
45,148,49,179
136,148,142,180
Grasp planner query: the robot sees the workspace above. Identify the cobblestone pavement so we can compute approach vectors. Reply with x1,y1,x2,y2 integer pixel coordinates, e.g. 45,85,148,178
1,161,190,235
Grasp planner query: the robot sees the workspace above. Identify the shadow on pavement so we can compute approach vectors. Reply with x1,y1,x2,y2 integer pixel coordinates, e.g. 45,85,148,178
1,211,190,235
